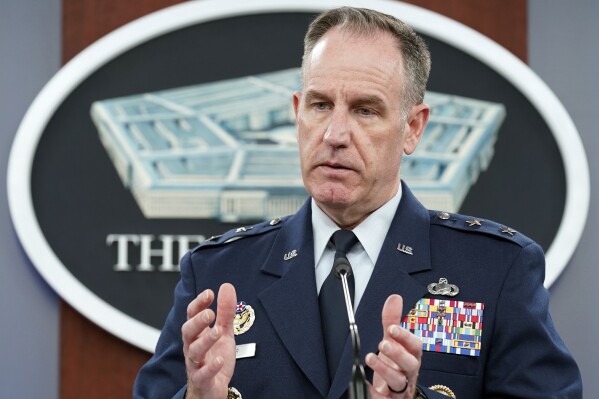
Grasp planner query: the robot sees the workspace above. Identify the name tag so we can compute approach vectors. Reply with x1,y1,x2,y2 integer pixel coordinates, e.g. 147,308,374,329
235,343,256,359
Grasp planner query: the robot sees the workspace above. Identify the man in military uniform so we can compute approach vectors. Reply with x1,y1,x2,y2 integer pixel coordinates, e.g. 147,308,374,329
134,7,582,399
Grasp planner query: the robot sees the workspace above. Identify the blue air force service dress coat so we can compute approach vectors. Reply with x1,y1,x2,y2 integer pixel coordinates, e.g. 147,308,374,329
133,182,582,399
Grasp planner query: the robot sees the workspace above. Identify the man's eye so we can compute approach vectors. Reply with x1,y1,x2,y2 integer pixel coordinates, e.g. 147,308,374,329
313,102,329,110
357,108,375,116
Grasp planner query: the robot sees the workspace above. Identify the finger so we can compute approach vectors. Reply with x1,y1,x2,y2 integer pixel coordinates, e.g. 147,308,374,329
369,354,386,396
376,346,419,380
375,330,421,383
381,294,404,335
367,350,415,385
382,294,422,357
366,353,409,395
182,308,215,349
387,322,424,358
186,321,222,367
214,283,237,333
187,289,214,320
188,352,226,391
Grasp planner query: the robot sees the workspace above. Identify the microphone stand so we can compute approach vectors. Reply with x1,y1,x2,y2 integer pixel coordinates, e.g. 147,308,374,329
334,258,371,399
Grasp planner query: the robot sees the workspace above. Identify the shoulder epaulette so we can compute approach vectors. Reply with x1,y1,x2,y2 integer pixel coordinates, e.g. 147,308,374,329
429,210,534,248
192,217,286,253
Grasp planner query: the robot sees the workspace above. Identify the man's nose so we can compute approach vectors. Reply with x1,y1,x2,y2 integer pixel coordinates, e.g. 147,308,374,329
323,109,351,147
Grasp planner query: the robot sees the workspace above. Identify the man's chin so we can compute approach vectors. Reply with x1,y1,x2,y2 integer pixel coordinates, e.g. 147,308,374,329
310,188,355,210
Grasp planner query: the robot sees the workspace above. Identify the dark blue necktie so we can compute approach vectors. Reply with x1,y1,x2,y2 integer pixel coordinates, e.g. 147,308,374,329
319,229,359,382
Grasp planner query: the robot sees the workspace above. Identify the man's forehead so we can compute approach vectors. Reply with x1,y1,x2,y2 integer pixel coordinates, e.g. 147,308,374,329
303,41,403,97
305,28,403,73
312,26,400,55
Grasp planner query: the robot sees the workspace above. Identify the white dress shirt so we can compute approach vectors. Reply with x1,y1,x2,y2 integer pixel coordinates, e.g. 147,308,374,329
312,186,402,310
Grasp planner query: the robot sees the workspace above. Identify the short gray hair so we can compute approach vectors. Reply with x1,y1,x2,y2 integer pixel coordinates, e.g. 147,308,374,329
302,7,431,111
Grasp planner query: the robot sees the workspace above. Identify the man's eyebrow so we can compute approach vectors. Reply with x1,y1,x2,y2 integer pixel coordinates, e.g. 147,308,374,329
303,90,384,106
303,89,329,101
353,95,384,106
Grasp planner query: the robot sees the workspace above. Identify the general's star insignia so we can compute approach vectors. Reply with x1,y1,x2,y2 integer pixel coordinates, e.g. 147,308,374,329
437,211,450,220
269,217,281,225
500,226,517,236
466,218,482,227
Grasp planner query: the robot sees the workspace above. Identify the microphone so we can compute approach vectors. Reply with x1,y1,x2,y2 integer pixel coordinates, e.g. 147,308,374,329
333,257,371,399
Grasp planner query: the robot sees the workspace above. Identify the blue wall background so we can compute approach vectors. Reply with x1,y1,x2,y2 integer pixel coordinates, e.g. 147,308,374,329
529,1,599,396
1,1,61,398
1,1,597,397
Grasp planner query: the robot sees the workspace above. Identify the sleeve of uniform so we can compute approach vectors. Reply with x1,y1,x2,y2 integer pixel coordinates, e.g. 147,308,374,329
484,242,582,398
133,251,197,399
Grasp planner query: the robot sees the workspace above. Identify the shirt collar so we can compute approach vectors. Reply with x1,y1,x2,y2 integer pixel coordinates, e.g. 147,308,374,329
311,185,402,265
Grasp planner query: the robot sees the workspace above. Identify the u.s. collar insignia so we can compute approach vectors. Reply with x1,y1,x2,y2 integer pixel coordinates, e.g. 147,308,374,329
233,301,255,335
283,249,298,260
428,278,459,297
397,243,413,255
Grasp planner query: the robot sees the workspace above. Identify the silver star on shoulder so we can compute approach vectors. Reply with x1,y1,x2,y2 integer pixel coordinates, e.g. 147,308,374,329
466,218,482,227
437,211,450,220
236,226,253,233
500,226,517,236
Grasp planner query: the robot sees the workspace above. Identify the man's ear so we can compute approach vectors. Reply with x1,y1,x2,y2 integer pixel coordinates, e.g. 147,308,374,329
292,91,302,121
293,91,302,141
403,103,430,155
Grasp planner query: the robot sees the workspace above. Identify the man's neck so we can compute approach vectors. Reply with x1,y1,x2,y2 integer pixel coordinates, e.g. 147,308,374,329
313,184,402,230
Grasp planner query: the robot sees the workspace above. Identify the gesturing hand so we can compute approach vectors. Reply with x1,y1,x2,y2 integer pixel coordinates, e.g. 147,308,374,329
182,283,237,399
366,294,423,398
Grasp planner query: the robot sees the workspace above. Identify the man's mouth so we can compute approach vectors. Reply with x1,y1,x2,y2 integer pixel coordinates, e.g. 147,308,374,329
321,161,350,170
317,162,354,175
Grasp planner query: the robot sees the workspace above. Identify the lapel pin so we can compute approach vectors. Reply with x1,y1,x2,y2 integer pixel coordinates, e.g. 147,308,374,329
397,243,414,255
283,249,298,261
428,277,459,297
233,301,255,335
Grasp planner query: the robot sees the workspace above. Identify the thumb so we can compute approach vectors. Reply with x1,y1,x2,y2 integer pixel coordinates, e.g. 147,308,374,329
381,294,404,333
215,283,237,333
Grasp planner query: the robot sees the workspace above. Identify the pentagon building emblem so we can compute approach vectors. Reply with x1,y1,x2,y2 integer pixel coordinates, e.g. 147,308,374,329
91,68,505,222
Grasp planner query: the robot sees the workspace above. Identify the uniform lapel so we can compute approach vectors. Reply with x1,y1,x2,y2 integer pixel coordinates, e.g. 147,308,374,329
328,183,432,399
258,200,329,398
